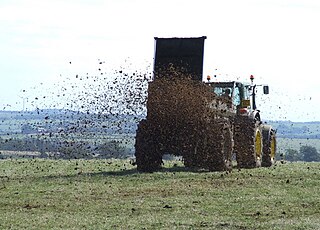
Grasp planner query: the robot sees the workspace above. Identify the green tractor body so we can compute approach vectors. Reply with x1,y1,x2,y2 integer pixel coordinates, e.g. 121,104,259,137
135,36,276,172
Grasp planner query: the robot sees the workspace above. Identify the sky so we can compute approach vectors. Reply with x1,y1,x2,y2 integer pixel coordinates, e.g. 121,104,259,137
1,0,320,121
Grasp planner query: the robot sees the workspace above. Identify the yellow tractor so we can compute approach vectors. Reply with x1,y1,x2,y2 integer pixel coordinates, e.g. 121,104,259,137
135,36,276,172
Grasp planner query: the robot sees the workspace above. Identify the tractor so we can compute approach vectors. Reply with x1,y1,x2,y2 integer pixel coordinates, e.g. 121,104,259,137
135,36,276,172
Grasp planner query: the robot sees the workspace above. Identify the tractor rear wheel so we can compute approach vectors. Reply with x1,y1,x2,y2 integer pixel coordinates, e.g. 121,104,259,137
234,117,262,168
201,120,232,171
183,120,232,171
221,121,234,171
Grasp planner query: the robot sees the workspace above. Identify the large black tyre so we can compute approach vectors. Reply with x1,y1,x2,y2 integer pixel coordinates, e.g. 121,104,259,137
183,151,200,169
182,123,209,170
206,121,233,171
234,117,263,168
135,119,162,172
261,125,277,167
183,120,232,171
221,121,234,171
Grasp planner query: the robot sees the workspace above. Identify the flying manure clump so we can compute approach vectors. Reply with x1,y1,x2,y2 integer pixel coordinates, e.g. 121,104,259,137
135,68,234,172
7,60,153,159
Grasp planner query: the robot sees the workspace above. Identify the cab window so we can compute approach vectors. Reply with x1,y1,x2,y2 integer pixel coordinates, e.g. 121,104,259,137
213,87,232,97
233,86,241,106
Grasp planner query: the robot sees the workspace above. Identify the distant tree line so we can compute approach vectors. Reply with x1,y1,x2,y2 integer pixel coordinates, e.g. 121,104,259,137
271,122,320,139
285,145,320,162
277,124,310,136
0,136,132,159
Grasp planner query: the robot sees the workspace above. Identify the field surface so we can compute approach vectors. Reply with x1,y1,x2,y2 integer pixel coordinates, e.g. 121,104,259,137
0,159,319,229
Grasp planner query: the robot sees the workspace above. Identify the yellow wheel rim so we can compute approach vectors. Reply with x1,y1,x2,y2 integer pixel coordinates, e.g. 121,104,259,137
255,130,262,160
270,135,276,160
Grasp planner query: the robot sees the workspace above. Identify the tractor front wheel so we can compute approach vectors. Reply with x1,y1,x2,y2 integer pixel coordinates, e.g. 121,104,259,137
261,126,277,167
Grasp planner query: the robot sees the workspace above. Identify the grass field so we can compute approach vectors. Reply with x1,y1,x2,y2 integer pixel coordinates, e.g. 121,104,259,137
0,159,320,229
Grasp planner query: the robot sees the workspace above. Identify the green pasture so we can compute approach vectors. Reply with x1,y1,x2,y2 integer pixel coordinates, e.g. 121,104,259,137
0,159,319,229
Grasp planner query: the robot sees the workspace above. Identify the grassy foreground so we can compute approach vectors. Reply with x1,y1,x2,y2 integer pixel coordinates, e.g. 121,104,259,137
0,159,319,229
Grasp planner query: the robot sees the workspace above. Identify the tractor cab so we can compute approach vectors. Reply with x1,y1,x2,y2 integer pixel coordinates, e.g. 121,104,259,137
206,77,270,119
206,81,251,115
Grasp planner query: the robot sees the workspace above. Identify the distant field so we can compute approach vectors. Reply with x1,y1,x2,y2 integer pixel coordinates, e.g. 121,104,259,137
0,150,41,158
0,159,319,229
0,119,24,134
277,137,320,153
1,136,319,160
